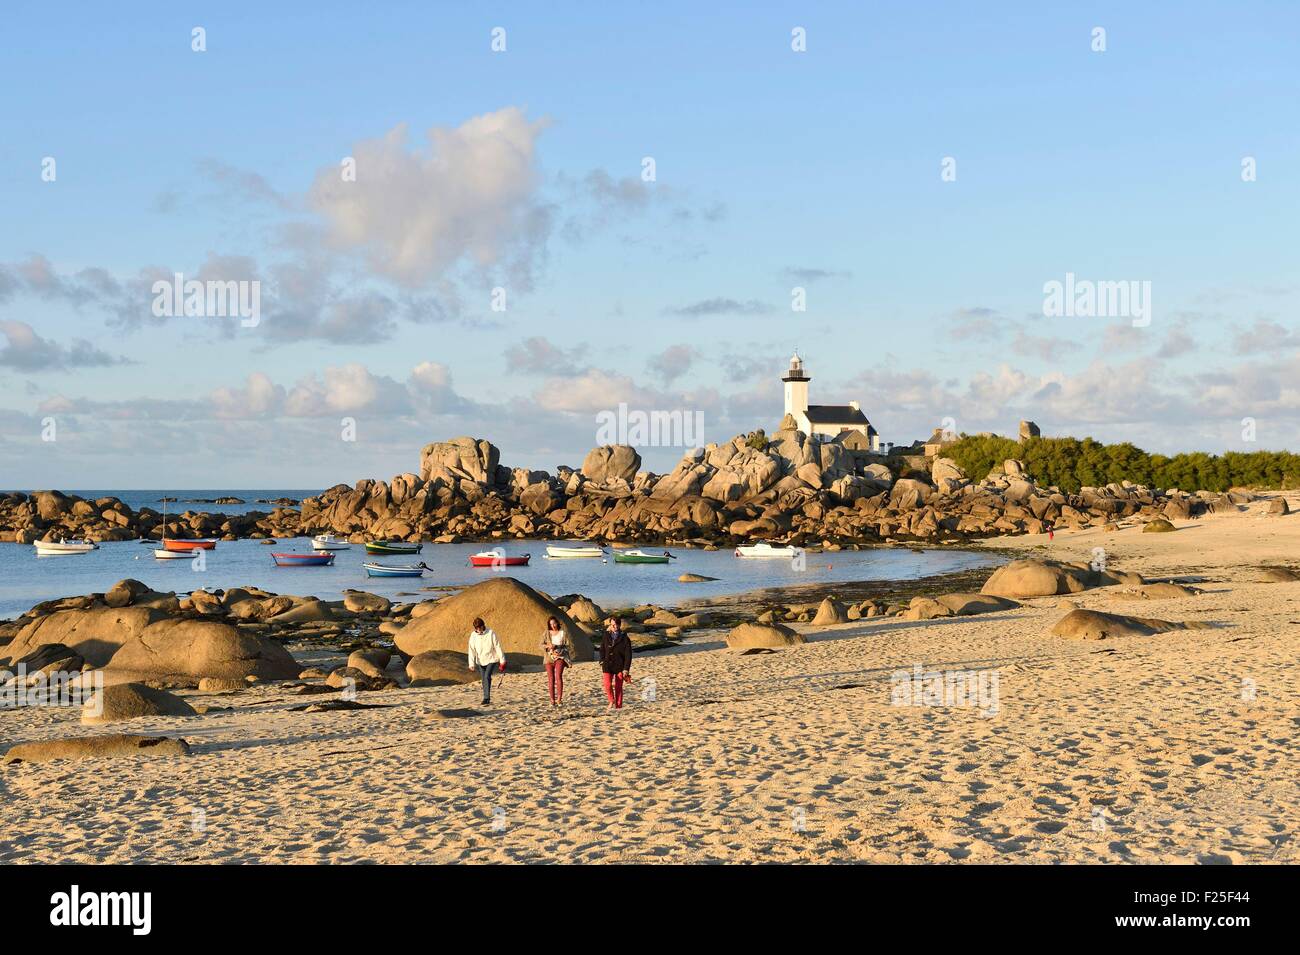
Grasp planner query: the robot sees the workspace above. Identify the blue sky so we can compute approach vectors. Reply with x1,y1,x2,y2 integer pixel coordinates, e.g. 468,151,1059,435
1,1,1297,487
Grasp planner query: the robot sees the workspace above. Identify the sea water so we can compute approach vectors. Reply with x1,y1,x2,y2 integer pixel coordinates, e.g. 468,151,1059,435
0,536,1000,618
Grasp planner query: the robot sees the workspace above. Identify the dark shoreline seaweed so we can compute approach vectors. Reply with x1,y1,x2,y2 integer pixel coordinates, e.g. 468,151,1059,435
674,545,1017,628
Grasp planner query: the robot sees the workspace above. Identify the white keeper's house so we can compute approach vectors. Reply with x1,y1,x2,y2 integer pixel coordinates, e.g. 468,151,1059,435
782,352,881,450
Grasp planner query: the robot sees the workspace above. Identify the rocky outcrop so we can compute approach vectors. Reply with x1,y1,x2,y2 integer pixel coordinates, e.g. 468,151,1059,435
346,648,391,679
810,597,848,626
1143,519,1176,533
419,436,501,486
406,650,477,687
9,643,84,677
725,621,806,649
897,593,1017,620
4,606,159,668
82,682,197,725
901,596,954,620
982,559,1091,598
981,559,1139,599
1,430,1231,549
581,445,642,485
105,578,151,609
343,591,391,614
1259,567,1300,582
1051,609,1208,641
0,490,298,545
103,619,302,685
394,577,593,666
3,735,191,764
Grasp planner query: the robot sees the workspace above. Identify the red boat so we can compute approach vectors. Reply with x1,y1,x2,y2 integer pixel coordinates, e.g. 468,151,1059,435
164,538,218,551
468,551,531,568
271,552,335,567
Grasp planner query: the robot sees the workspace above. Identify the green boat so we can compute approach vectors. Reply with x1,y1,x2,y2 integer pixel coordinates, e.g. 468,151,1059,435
364,540,423,555
613,549,672,565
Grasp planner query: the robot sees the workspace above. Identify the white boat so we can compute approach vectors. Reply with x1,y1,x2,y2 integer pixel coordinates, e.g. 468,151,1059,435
311,534,351,551
34,538,99,556
734,542,800,559
363,561,428,578
545,544,605,559
153,547,195,560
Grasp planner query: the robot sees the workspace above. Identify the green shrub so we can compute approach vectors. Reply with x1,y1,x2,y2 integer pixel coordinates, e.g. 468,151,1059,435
944,434,1300,494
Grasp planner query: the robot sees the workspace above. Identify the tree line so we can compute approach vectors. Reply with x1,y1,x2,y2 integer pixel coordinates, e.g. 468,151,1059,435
942,435,1300,494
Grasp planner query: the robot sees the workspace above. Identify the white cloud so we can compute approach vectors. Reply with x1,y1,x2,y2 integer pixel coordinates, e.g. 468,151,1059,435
210,372,285,419
665,298,774,317
505,336,588,375
1155,326,1198,358
1010,328,1079,362
646,344,697,383
408,361,475,414
947,307,1004,343
309,108,552,288
284,363,412,417
532,368,664,414
0,320,130,371
1231,319,1300,355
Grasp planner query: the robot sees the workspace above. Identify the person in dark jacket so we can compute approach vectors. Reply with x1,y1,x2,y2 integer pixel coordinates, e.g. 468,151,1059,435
598,617,633,711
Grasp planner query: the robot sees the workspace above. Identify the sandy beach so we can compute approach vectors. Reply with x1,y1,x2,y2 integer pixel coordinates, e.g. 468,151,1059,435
2,497,1297,864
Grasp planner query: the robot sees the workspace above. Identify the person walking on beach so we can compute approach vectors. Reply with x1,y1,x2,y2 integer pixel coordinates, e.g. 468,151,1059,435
599,617,633,712
467,617,505,706
541,615,574,708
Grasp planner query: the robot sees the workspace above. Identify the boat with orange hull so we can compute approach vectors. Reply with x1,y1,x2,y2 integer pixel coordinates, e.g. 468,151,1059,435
163,538,217,551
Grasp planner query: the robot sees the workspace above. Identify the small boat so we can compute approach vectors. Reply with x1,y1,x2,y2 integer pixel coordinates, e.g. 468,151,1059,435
271,552,336,567
545,544,605,559
154,548,195,560
33,538,99,556
312,534,351,551
468,551,531,568
613,549,673,565
363,561,428,578
164,538,217,552
734,542,799,559
364,540,422,555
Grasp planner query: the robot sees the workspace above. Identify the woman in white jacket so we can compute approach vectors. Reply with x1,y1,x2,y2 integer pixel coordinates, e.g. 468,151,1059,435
467,617,505,705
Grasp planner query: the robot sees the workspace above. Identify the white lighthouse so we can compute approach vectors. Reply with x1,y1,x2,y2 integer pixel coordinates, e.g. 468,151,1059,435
781,352,880,449
782,352,810,419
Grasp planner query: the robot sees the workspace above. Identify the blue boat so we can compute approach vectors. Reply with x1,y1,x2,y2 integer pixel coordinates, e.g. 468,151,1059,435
362,561,428,578
271,552,335,567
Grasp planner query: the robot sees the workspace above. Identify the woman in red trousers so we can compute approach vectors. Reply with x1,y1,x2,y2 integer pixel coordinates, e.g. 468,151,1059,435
541,615,574,708
599,617,633,711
